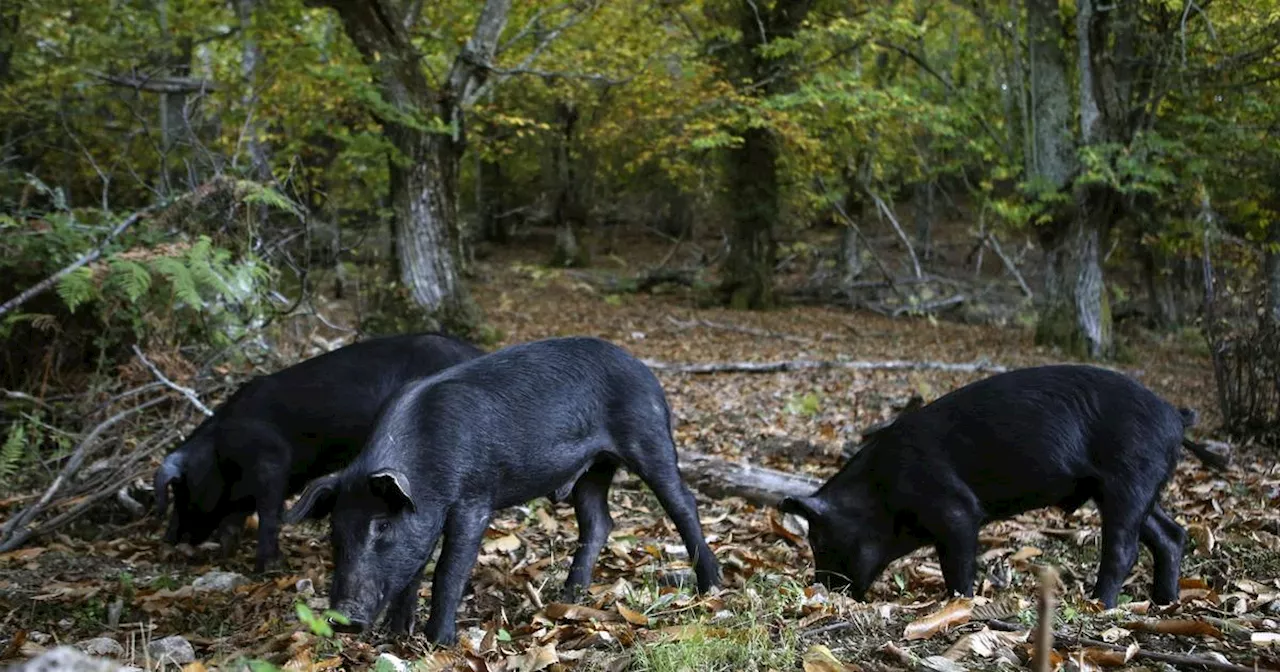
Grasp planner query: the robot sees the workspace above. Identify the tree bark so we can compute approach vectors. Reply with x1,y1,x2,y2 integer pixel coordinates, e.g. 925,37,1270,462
1266,223,1280,329
1142,244,1179,330
1027,0,1115,358
318,0,512,332
723,125,780,309
550,101,588,267
236,0,270,185
718,0,814,310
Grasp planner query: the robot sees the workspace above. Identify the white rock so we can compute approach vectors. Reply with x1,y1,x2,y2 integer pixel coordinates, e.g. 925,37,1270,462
147,635,195,665
192,570,249,593
75,638,124,658
15,646,121,672
295,578,315,596
375,652,409,672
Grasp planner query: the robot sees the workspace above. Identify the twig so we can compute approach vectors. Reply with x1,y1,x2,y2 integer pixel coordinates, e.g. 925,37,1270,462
1033,565,1058,672
643,358,1008,375
985,232,1034,298
891,294,966,317
867,189,923,279
131,345,214,417
1054,632,1271,672
0,206,157,319
0,395,168,552
666,316,812,344
821,179,903,298
1,389,52,409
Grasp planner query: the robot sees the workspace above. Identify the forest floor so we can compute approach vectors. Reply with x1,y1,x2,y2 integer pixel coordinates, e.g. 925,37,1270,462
3,230,1280,672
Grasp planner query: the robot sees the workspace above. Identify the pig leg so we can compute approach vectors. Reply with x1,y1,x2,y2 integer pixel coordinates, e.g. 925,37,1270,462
253,466,289,573
385,563,428,635
563,460,619,600
920,498,981,598
421,506,492,646
217,511,248,559
1092,488,1148,608
625,441,721,592
1139,503,1186,604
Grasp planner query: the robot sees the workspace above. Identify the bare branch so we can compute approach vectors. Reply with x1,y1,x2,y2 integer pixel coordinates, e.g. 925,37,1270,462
0,206,157,319
131,345,214,417
0,394,168,551
466,5,594,106
91,71,220,93
449,0,514,105
867,189,924,279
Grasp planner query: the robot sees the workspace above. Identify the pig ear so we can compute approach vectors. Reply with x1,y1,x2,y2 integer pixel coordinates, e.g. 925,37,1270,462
777,495,826,524
369,469,415,513
153,452,186,516
286,473,341,523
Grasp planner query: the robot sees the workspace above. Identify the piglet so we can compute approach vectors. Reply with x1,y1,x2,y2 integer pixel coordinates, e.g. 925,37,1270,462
286,336,721,644
779,365,1226,608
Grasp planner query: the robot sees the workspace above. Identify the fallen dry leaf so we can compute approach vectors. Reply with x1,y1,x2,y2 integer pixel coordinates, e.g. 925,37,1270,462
506,642,558,672
1252,632,1280,647
904,598,973,641
543,602,623,623
802,643,862,672
942,627,1028,661
1188,523,1215,555
1009,546,1042,562
181,663,208,672
0,547,45,563
616,602,649,626
1078,644,1139,667
483,534,522,553
1122,619,1223,639
771,510,808,546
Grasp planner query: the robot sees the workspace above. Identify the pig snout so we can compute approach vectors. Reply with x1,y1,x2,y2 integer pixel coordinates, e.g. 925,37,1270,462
328,596,381,633
327,609,370,633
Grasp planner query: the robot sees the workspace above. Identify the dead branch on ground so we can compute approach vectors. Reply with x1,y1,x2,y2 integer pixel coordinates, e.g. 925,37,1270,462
644,357,1008,376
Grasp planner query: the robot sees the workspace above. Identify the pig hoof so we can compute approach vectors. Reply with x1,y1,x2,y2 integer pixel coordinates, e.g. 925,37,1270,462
559,584,589,603
422,620,457,647
255,555,284,573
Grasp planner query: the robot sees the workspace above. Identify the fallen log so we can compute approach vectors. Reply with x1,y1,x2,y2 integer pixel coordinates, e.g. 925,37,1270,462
644,358,1009,376
678,450,821,506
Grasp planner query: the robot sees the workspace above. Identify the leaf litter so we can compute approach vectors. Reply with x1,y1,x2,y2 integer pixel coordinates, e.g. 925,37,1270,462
1,241,1278,670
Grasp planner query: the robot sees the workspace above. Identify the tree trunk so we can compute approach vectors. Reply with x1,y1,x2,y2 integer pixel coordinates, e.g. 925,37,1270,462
1026,0,1115,358
1142,244,1179,330
390,125,477,328
1037,208,1111,358
477,138,506,244
1266,223,1280,329
718,0,814,310
914,180,934,261
550,101,588,267
723,126,780,309
319,0,512,334
236,0,270,185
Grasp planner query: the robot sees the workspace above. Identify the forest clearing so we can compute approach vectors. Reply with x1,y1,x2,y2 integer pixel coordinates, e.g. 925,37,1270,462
3,0,1280,670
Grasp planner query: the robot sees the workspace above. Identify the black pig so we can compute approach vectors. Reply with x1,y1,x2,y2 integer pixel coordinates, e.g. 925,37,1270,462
286,336,722,644
778,365,1226,608
153,333,483,571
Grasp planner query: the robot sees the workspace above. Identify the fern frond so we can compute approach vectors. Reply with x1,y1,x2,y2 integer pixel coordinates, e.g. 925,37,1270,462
56,266,97,313
107,259,153,302
0,423,27,486
150,257,203,308
236,180,302,217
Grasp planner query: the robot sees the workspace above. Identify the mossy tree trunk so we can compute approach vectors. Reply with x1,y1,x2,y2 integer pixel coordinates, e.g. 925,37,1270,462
718,0,814,310
320,0,512,336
